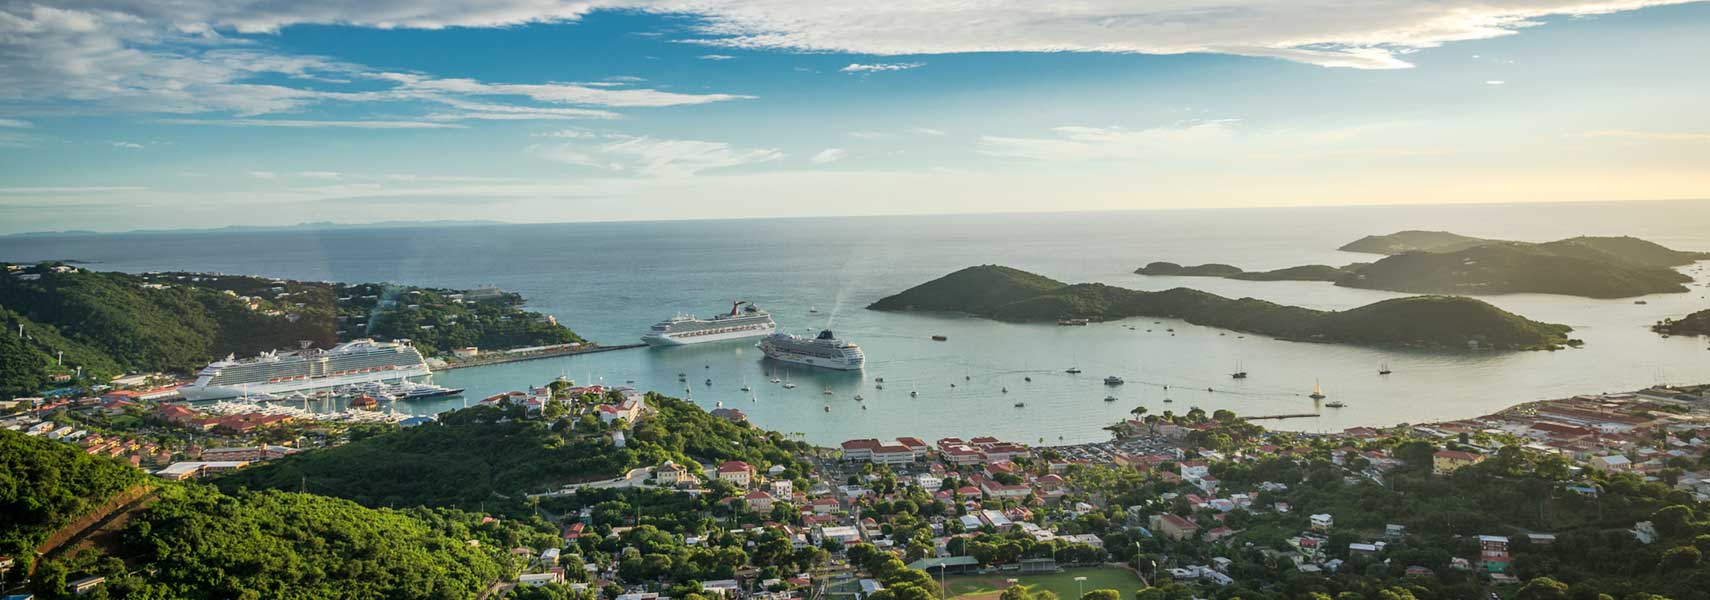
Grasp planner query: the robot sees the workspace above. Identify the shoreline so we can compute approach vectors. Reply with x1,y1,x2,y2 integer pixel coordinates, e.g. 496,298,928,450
433,343,646,370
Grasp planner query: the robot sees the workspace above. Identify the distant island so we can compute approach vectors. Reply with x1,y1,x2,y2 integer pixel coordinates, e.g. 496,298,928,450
1138,232,1709,299
869,265,1576,350
0,263,582,397
1,219,507,239
1653,309,1710,337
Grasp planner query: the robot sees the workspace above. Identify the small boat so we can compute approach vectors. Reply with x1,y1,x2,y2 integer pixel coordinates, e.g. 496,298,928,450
1024,376,1032,382
823,387,834,396
1057,318,1090,326
677,372,686,380
740,385,751,392
809,306,820,313
910,385,918,398
705,378,712,386
1635,300,1648,305
1231,361,1247,379
875,377,885,382
1378,362,1392,375
875,383,884,390
823,404,831,412
1163,396,1174,403
861,404,867,410
964,375,971,381
931,335,948,341
1065,367,1082,374
1104,376,1124,386
770,377,781,384
1309,380,1326,400
853,394,864,401
1013,402,1026,408
949,383,956,388
1001,387,1008,394
1325,401,1347,408
1104,396,1117,402
783,382,797,389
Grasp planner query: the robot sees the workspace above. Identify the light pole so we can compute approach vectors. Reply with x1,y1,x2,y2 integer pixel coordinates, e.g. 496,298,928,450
1075,575,1087,599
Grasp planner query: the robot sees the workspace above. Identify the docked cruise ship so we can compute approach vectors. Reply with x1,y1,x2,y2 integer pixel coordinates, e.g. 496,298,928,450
641,301,777,346
178,339,432,401
757,329,865,371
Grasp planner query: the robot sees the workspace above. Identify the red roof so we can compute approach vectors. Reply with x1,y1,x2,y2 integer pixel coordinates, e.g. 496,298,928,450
718,460,752,473
842,438,882,450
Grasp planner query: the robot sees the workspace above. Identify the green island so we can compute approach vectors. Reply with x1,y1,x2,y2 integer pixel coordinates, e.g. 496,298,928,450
1654,309,1710,337
869,265,1575,350
0,263,582,398
1136,233,1709,299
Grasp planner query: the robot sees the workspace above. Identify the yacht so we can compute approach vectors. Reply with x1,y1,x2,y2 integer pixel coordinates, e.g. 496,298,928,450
1104,395,1117,402
757,329,865,370
1309,380,1327,400
1379,362,1392,375
642,301,777,346
1065,367,1082,374
1324,401,1347,408
1104,376,1125,386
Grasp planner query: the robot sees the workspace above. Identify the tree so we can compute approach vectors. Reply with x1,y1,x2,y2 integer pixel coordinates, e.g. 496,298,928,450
1001,585,1036,600
1661,545,1701,571
1081,590,1122,600
1651,505,1696,539
1517,577,1571,600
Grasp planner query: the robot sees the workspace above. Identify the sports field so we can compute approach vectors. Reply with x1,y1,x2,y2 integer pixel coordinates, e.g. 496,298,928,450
943,566,1141,600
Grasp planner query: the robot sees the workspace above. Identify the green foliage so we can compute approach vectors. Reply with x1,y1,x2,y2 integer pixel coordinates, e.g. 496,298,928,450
0,430,149,571
1339,231,1493,255
33,484,553,600
1344,242,1693,298
1654,309,1710,337
219,394,812,512
870,266,1573,350
1136,262,1351,282
1079,590,1122,600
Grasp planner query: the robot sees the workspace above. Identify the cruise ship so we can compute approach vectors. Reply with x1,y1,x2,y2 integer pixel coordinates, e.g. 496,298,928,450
642,301,777,346
178,339,432,401
757,329,865,371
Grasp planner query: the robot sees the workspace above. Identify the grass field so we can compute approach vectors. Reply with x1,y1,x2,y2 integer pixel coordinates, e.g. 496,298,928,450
944,566,1142,600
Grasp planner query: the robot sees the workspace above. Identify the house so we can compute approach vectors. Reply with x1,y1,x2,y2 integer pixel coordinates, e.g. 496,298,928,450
540,548,561,566
655,461,691,485
1310,513,1333,532
745,490,776,512
518,572,565,586
870,444,916,465
1152,514,1199,541
1478,535,1511,573
67,576,106,595
1591,454,1632,472
716,461,754,487
841,439,881,461
1179,460,1210,479
817,525,862,546
1432,450,1484,475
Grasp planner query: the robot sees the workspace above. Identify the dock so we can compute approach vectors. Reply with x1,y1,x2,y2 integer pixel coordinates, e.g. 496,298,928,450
1245,412,1321,421
436,343,645,370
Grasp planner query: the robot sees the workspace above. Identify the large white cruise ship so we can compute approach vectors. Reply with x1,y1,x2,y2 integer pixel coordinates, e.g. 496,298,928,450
757,329,865,371
178,339,431,401
642,301,777,346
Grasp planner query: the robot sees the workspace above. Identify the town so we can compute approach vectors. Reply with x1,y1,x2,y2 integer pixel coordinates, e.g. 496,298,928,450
7,377,1710,600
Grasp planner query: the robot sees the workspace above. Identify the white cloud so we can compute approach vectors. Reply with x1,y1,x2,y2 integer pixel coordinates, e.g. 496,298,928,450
811,148,848,164
157,118,467,129
110,141,143,149
841,62,925,73
1485,80,1507,85
530,135,785,177
848,131,895,140
979,121,1239,161
299,171,342,179
699,54,737,60
248,171,278,179
0,118,31,128
1575,130,1710,141
532,129,599,139
0,186,148,194
909,127,947,136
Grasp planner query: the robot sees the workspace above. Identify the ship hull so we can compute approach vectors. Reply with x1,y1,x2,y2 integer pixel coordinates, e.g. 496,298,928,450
642,323,776,346
178,364,432,401
758,345,864,371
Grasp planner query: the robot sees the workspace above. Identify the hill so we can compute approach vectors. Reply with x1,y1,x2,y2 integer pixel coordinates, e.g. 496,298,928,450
1136,262,1353,282
218,393,814,510
0,265,582,398
0,430,150,573
1343,242,1693,298
1339,230,1492,254
871,266,1574,350
1653,309,1710,337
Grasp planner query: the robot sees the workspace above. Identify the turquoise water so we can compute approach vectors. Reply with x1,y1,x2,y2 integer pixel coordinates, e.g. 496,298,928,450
5,201,1709,444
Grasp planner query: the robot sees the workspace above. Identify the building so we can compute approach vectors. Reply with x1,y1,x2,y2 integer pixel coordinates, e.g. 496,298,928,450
716,460,754,487
745,490,776,512
67,576,106,595
1590,454,1632,472
655,461,691,486
1310,513,1334,531
154,461,249,480
1153,513,1200,541
1478,535,1511,573
518,572,565,586
1432,450,1485,475
841,438,881,461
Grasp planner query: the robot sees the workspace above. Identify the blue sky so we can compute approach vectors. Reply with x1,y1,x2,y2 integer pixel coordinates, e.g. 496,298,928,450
1,1,1707,233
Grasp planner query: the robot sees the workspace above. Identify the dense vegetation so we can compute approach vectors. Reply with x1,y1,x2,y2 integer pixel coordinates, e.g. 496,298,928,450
870,266,1574,350
1141,235,1708,299
1654,308,1710,337
218,393,814,512
1136,262,1354,282
0,265,582,398
30,485,557,600
0,430,150,572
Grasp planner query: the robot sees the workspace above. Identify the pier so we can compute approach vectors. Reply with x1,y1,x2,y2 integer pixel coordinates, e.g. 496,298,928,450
436,343,646,370
1245,412,1321,421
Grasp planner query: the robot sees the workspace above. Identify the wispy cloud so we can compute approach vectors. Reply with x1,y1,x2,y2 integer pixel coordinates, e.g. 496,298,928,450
158,118,467,129
909,128,947,136
110,141,144,149
299,171,342,180
841,62,925,74
1485,80,1507,85
0,186,148,194
811,148,848,164
530,135,785,177
848,131,895,140
698,54,737,61
1574,130,1710,142
249,171,278,180
0,118,31,128
979,121,1239,161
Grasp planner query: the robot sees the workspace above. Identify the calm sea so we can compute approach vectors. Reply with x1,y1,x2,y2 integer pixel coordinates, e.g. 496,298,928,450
6,200,1709,445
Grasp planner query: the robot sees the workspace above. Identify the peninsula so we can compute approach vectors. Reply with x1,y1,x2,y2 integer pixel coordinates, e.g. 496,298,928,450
1653,309,1710,337
1137,233,1709,299
869,265,1576,350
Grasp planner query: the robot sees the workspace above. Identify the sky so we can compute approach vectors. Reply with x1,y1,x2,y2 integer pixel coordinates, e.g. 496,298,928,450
1,1,1708,234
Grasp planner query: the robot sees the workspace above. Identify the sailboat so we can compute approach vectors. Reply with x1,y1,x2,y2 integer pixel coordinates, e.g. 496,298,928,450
1309,380,1326,400
909,384,918,398
1231,361,1247,379
1378,362,1392,375
781,373,796,389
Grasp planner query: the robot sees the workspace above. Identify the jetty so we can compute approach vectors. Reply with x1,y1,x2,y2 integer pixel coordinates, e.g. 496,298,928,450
436,343,645,370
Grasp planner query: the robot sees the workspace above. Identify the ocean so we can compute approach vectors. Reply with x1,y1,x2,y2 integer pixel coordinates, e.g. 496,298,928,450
5,200,1709,445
